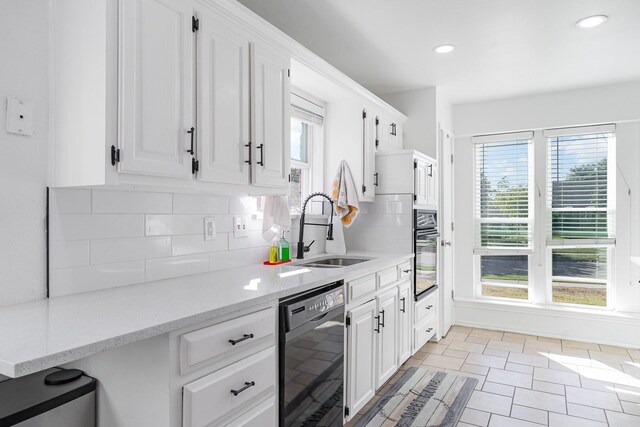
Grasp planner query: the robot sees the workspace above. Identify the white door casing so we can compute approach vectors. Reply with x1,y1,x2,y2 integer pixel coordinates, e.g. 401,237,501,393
440,127,454,336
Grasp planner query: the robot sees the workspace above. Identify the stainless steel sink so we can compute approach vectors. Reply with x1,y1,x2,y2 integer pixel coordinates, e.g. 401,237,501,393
298,257,372,268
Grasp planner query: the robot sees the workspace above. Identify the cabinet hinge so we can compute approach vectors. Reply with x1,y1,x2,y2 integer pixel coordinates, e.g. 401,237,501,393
375,139,379,148
345,406,350,417
346,316,350,327
287,69,290,77
375,117,379,126
362,185,366,194
451,154,454,164
110,145,120,166
451,222,455,232
192,16,199,32
414,194,417,202
362,110,366,119
192,158,199,175
288,174,291,183
413,159,417,169
452,290,455,299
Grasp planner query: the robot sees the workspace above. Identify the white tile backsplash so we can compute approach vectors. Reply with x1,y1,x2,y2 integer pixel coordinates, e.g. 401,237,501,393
48,189,313,297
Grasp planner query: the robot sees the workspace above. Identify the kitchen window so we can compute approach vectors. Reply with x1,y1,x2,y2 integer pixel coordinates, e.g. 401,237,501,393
473,132,534,301
290,92,324,215
545,125,616,307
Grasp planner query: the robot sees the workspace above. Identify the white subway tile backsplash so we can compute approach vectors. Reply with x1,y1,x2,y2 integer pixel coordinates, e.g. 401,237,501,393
49,240,89,269
49,261,145,297
49,214,145,240
173,194,229,214
230,196,258,214
92,190,172,214
146,254,210,282
91,237,172,265
49,189,91,214
146,215,233,236
228,230,270,250
172,233,228,256
210,248,267,271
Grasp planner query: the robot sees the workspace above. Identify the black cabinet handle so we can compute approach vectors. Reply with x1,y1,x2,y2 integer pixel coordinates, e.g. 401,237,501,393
245,141,252,165
426,305,433,310
403,269,412,274
257,143,264,166
186,127,195,155
229,333,254,345
374,172,379,186
401,297,406,313
380,309,385,328
426,328,433,333
391,123,397,136
428,164,433,177
374,315,380,333
230,381,255,396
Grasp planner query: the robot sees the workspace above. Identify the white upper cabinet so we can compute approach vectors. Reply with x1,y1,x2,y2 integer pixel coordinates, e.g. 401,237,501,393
119,0,194,179
414,157,430,207
196,9,251,185
251,42,291,189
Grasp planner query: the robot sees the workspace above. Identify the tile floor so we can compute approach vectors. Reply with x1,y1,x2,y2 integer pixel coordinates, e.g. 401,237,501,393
347,326,640,426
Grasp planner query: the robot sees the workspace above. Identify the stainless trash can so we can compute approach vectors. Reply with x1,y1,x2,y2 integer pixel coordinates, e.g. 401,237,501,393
0,368,96,426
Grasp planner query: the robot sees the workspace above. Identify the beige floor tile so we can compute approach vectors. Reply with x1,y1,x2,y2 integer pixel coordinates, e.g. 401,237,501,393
449,340,487,354
614,384,640,403
420,342,448,355
547,360,580,373
488,414,543,427
466,390,512,416
443,348,470,359
402,357,421,368
451,325,474,334
501,332,536,344
484,348,509,358
537,336,562,344
448,369,486,390
628,349,640,361
599,344,632,355
580,378,615,393
412,350,429,361
533,380,565,396
482,381,514,397
621,361,640,379
487,367,532,388
508,352,549,368
546,351,592,367
457,422,477,427
550,347,591,358
565,385,622,411
621,400,640,416
534,367,581,387
470,328,504,340
506,362,534,375
466,353,507,369
461,363,490,376
524,339,562,352
588,350,632,363
459,407,491,427
487,339,524,353
466,335,491,345
605,410,640,427
513,388,567,413
510,404,548,425
423,353,465,370
562,339,600,351
578,365,634,387
566,402,607,422
548,412,606,427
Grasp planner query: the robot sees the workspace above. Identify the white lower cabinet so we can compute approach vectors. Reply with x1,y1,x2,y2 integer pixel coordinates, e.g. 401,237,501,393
346,299,377,419
397,280,412,366
413,290,438,353
375,287,398,388
222,396,276,427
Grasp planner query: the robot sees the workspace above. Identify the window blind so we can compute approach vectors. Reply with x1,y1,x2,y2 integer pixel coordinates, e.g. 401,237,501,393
547,128,615,241
474,137,533,249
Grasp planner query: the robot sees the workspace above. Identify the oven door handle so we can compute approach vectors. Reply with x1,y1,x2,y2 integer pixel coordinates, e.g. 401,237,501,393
416,230,440,239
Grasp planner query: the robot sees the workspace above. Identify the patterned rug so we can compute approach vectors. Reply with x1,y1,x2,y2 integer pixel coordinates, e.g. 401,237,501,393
353,368,478,427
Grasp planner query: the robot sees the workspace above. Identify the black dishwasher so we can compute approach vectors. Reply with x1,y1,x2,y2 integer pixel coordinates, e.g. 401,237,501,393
279,282,344,426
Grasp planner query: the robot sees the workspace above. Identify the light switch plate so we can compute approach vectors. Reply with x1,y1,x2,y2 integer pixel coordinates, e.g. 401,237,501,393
234,215,248,238
6,97,34,136
204,217,216,241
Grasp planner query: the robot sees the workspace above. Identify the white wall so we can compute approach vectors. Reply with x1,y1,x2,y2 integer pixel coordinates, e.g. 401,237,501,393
382,87,453,158
451,81,640,347
0,1,49,306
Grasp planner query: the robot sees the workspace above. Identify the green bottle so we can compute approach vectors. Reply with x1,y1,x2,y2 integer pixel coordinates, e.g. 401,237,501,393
278,232,290,262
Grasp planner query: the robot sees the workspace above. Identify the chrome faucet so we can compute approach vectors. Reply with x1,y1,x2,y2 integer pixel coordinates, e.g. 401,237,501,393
296,193,335,259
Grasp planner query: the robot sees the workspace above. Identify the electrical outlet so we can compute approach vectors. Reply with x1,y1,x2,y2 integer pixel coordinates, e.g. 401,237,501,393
6,97,34,136
234,215,248,238
204,217,216,241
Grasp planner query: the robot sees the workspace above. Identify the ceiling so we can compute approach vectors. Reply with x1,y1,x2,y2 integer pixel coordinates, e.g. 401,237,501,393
237,0,640,104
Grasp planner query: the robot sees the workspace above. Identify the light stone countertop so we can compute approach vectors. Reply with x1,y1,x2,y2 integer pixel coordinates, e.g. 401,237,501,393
0,251,413,378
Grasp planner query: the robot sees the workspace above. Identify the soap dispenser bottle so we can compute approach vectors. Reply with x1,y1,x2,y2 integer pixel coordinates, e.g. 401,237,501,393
278,231,290,262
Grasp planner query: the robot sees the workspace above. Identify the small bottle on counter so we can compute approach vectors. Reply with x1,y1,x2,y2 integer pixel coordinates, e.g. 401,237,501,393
269,242,279,263
278,231,290,262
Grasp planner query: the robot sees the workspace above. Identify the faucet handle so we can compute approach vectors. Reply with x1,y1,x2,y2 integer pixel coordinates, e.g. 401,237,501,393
304,240,316,253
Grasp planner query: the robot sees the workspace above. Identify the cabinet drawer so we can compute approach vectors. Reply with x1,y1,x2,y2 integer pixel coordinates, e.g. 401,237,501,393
183,347,276,427
222,395,276,427
347,274,376,302
414,291,437,324
377,267,398,289
398,261,413,280
180,308,275,374
414,315,437,351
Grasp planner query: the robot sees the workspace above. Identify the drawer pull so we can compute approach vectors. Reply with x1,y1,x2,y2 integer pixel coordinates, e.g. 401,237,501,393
379,309,385,328
230,381,255,396
403,269,412,273
374,315,381,333
426,328,433,333
229,333,254,346
400,297,406,313
426,305,433,310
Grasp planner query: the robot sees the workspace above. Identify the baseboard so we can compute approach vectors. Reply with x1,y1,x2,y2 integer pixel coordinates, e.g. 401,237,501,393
453,298,640,349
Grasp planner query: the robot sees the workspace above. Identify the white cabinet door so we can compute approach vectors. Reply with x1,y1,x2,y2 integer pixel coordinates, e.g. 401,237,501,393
251,42,290,188
119,0,194,178
397,280,412,365
414,158,429,206
346,299,377,420
376,287,398,388
362,110,376,201
196,10,250,185
427,161,438,209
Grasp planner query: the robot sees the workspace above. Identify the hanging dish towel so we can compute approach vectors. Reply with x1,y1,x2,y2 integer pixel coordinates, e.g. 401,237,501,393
331,160,359,227
262,196,290,242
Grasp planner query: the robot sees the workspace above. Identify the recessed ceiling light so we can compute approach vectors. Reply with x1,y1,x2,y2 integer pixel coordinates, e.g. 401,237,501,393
433,44,455,54
576,15,608,28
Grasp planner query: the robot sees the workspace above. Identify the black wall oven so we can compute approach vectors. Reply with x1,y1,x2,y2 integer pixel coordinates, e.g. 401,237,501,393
414,210,439,300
